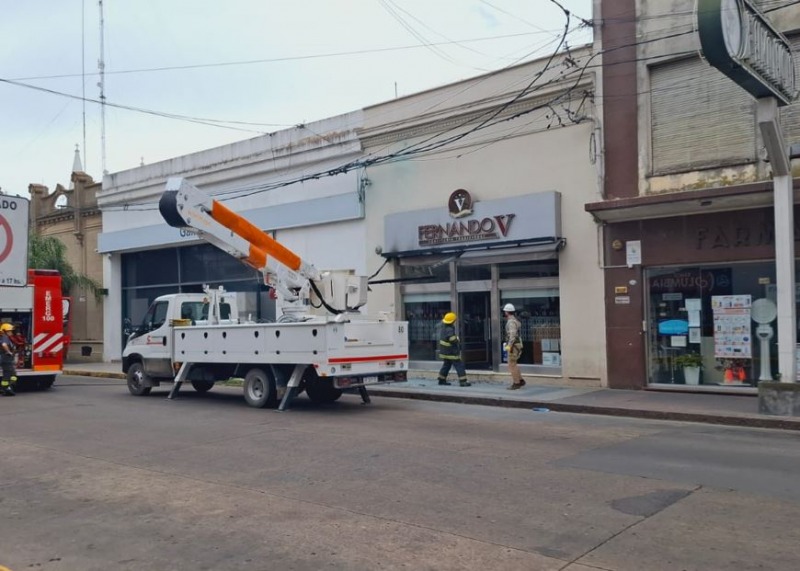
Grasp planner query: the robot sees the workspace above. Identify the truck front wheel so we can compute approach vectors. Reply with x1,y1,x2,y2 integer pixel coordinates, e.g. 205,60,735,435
243,368,277,408
127,362,152,396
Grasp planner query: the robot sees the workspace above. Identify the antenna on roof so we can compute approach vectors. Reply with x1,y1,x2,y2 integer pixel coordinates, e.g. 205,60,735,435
98,0,108,175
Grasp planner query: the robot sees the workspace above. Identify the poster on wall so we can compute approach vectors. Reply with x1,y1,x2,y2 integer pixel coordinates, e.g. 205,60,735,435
711,295,752,359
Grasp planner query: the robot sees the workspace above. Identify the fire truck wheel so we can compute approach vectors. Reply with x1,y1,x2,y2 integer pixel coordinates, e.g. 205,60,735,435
305,378,343,404
38,375,55,390
127,362,153,396
243,368,277,408
191,380,215,393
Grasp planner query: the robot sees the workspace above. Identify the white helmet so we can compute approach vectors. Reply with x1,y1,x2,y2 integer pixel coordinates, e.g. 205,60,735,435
503,303,516,312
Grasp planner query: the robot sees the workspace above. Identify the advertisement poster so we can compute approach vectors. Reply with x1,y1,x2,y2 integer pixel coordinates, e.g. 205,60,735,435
712,295,752,359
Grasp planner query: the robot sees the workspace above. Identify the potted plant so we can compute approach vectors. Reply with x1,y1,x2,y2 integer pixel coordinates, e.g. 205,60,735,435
675,352,703,385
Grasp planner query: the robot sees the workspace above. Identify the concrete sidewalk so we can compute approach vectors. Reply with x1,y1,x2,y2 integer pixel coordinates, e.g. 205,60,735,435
62,361,800,431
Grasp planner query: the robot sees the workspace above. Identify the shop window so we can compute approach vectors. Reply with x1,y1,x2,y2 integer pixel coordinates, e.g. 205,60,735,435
457,264,491,281
122,249,179,287
500,288,561,367
180,243,256,283
121,286,175,342
403,293,451,361
499,260,558,279
399,261,450,283
647,263,777,388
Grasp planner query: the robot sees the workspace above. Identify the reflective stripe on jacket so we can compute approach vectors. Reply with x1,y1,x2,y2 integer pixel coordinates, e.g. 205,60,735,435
437,323,461,360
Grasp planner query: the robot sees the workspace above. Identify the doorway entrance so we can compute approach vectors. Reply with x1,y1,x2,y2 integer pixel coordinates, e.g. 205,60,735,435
458,291,492,369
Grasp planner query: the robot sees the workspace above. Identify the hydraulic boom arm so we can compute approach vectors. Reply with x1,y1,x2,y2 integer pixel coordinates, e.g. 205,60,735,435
159,178,367,319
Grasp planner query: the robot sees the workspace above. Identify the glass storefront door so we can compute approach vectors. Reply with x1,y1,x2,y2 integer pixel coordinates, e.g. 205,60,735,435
400,256,562,373
646,262,777,388
458,291,491,369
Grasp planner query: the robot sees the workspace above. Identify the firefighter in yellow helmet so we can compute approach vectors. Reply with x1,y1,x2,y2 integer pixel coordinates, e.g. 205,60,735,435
436,312,471,387
0,323,18,396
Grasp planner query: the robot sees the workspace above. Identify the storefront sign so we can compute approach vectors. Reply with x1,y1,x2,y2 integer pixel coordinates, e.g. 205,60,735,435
650,269,732,294
418,215,515,247
696,222,775,250
384,191,561,256
697,0,796,106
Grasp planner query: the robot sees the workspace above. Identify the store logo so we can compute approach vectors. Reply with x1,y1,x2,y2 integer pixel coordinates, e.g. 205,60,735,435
418,215,515,247
448,189,473,219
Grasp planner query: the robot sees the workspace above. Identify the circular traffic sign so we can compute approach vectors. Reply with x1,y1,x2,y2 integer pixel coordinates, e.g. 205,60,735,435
0,213,13,263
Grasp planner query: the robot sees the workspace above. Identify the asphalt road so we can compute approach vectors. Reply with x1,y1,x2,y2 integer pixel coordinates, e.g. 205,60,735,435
1,376,799,571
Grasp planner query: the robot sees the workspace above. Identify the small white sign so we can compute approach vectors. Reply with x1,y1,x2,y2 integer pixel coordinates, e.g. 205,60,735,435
0,194,30,286
689,328,701,344
615,296,631,305
671,335,687,348
686,298,702,311
626,240,642,266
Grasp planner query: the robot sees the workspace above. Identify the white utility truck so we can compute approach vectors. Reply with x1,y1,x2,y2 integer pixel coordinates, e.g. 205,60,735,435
122,178,408,411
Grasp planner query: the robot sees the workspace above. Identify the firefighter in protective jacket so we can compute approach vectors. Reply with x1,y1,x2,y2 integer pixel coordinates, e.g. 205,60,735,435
0,323,18,396
436,312,471,387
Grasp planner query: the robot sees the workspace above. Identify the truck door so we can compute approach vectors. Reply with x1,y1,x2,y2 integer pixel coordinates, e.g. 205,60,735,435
128,300,172,378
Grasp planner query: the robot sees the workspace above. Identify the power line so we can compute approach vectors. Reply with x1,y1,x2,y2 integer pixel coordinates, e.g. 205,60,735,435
102,0,584,211
9,31,563,82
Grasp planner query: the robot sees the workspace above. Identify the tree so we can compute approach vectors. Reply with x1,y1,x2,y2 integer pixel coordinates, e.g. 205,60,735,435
28,233,103,299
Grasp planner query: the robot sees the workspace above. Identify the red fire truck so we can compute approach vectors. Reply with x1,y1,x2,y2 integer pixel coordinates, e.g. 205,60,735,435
0,269,70,390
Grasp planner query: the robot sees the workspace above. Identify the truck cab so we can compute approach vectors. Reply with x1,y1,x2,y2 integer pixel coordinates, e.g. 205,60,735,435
123,289,239,380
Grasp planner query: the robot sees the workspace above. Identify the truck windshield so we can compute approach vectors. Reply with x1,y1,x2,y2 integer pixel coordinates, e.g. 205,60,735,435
140,301,169,331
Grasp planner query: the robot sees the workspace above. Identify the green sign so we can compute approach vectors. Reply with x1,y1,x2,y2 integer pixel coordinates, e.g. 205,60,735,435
697,0,796,106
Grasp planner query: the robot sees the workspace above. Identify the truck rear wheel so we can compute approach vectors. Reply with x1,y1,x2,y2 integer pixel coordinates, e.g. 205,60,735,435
243,368,277,408
127,362,152,396
191,380,214,393
305,377,343,404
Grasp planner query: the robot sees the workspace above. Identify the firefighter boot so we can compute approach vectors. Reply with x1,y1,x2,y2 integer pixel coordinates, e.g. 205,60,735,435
1,380,14,396
438,378,452,386
459,379,471,387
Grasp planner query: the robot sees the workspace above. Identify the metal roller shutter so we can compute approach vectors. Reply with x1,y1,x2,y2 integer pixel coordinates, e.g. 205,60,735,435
650,57,756,175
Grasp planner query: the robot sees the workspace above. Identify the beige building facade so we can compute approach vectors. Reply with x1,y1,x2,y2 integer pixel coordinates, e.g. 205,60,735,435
29,171,105,361
360,48,607,385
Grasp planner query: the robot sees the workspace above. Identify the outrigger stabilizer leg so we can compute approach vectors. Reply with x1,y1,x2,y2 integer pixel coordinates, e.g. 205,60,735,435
278,364,307,412
358,385,371,405
168,362,190,400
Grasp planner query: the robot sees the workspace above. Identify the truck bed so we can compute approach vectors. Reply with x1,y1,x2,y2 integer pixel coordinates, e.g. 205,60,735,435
172,319,408,378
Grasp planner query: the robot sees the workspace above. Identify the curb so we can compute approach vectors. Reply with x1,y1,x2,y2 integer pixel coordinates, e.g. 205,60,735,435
64,370,126,380
62,370,800,431
369,389,800,432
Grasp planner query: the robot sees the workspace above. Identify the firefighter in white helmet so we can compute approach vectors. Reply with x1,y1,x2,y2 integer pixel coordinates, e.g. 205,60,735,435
502,304,526,390
0,323,18,396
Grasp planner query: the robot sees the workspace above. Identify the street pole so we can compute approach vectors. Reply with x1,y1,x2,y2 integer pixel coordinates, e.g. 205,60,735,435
757,97,796,383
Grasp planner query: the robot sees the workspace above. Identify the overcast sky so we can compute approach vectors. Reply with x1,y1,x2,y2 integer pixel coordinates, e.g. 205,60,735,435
1,0,592,198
